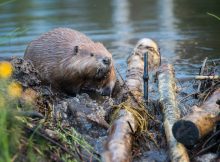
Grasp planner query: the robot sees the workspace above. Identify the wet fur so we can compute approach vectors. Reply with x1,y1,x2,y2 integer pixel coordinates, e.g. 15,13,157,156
24,28,116,95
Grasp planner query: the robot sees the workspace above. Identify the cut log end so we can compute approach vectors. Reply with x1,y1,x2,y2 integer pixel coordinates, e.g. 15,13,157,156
172,120,200,146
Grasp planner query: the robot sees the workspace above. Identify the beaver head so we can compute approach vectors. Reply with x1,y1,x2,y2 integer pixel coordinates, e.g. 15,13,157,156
59,42,115,95
69,42,113,80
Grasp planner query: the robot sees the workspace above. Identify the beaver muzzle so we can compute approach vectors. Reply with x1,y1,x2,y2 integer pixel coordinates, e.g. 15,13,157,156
102,57,111,66
95,67,111,80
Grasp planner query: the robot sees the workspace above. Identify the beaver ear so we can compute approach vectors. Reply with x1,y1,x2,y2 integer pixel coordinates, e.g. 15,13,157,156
96,42,104,47
73,46,79,55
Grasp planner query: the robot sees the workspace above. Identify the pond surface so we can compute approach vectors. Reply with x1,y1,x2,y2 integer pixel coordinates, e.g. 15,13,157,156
0,0,220,77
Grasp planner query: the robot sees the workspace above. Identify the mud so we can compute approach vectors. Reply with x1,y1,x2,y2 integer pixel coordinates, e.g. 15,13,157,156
11,57,117,154
9,57,220,161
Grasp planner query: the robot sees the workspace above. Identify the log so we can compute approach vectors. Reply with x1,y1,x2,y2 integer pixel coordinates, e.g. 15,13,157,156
158,64,189,162
102,38,160,162
102,109,136,162
172,88,220,147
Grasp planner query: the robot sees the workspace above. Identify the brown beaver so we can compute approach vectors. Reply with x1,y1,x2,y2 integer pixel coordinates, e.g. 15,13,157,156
24,28,116,96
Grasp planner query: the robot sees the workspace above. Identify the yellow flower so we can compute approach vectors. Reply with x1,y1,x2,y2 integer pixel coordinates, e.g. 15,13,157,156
0,61,13,79
7,82,22,98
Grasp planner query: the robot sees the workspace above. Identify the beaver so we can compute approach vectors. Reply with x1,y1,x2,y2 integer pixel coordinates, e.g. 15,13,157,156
24,28,116,96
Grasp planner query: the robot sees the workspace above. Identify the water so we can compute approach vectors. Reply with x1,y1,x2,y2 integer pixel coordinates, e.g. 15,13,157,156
0,0,220,77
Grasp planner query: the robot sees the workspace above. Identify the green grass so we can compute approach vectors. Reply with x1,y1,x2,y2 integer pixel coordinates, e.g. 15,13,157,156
207,12,220,21
0,88,22,162
57,127,100,161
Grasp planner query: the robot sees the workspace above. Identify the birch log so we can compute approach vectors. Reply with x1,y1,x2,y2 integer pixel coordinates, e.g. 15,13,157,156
172,88,220,147
158,64,189,162
102,38,160,162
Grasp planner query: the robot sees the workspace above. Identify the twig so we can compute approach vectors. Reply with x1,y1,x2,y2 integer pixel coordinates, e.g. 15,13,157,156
127,121,135,134
199,81,220,104
116,67,126,86
17,111,44,119
26,127,77,158
179,93,198,103
197,57,208,94
143,52,149,103
194,141,220,158
206,58,220,62
202,130,220,149
75,145,84,161
11,153,18,162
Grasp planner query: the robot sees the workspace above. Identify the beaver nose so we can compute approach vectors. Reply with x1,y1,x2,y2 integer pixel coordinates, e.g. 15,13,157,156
102,57,111,65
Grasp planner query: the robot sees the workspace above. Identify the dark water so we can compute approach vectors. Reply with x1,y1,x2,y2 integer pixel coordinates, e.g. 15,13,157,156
0,0,220,77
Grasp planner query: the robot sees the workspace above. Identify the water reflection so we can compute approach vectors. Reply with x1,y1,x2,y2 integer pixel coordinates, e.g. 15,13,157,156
157,0,179,60
174,0,220,61
111,0,133,70
0,0,219,76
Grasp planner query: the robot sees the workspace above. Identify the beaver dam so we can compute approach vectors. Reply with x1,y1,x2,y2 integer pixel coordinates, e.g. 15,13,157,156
1,1,220,161
0,35,219,162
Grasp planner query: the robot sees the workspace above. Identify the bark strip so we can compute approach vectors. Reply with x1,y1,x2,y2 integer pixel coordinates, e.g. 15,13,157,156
172,88,220,147
158,64,189,162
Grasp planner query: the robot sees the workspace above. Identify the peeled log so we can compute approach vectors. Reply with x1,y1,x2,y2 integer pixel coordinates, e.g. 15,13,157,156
102,38,160,162
172,88,220,147
158,64,189,162
102,109,136,162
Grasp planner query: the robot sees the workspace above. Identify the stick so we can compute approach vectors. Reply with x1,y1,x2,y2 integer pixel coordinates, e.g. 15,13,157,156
143,52,149,104
177,75,220,81
17,111,44,119
197,57,208,93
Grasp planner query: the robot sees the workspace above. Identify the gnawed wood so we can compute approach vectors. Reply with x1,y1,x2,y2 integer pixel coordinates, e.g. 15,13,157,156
158,64,189,162
102,38,160,162
102,110,136,162
172,88,220,147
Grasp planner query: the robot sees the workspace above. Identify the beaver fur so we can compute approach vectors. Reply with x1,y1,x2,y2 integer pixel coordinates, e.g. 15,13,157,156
24,28,116,95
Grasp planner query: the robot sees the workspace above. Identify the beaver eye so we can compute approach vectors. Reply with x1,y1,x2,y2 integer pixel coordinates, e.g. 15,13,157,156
90,53,94,57
73,46,79,55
